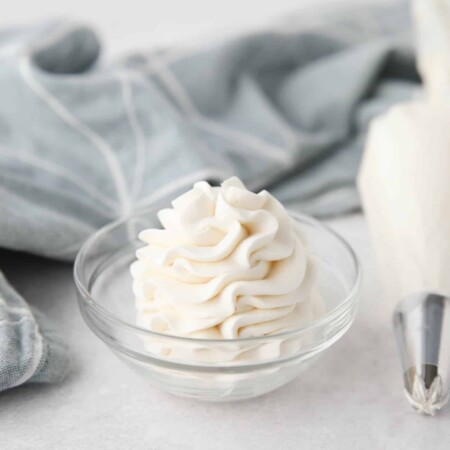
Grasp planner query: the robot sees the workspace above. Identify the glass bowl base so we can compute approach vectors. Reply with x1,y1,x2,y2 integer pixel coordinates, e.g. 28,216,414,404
115,350,320,401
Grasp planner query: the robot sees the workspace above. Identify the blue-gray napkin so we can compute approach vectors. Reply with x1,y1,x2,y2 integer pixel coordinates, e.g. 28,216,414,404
0,0,418,391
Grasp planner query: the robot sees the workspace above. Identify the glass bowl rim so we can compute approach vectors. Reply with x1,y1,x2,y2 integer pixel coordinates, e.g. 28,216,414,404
74,207,362,344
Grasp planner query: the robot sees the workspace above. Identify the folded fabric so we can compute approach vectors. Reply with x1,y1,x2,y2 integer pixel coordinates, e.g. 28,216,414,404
0,272,69,390
0,0,417,391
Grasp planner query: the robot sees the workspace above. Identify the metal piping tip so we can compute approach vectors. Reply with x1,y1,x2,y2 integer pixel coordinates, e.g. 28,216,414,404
404,366,448,415
393,292,450,415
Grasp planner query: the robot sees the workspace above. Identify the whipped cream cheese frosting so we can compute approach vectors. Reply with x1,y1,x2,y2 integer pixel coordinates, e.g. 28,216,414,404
130,177,323,360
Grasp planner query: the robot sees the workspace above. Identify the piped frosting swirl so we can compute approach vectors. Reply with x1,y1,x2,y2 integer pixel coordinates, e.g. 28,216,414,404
131,177,322,344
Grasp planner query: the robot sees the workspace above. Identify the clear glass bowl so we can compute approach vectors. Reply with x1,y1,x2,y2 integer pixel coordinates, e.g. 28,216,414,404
74,209,361,401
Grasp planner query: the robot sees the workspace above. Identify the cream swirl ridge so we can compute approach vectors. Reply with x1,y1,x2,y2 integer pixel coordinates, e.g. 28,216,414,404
131,177,322,343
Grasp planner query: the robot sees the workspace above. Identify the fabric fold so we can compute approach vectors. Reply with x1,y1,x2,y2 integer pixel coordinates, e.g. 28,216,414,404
0,272,69,391
0,0,416,391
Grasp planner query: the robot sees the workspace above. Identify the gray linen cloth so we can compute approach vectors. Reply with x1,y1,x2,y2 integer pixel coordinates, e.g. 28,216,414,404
0,1,417,391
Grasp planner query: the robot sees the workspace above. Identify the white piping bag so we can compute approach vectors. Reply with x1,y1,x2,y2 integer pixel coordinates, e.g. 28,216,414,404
358,0,450,415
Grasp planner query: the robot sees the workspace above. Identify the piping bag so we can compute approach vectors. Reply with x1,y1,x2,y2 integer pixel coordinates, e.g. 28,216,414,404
358,0,450,415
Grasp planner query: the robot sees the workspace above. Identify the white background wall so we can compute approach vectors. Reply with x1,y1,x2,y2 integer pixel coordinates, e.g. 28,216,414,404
0,0,383,58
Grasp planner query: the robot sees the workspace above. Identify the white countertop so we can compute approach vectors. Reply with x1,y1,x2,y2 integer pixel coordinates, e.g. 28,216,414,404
1,214,449,450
